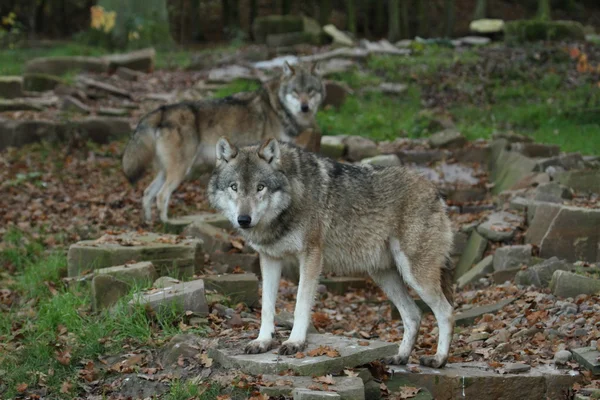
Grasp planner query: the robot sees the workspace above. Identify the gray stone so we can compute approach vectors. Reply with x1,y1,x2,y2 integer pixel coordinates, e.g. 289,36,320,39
25,56,110,75
210,251,260,274
388,361,578,400
209,333,397,376
511,142,560,158
23,73,64,92
182,222,249,256
445,187,488,204
571,347,600,375
515,257,571,288
103,48,155,72
550,270,600,298
457,255,494,289
538,206,600,263
509,197,530,212
428,129,466,149
359,39,410,56
323,80,351,109
510,172,551,190
275,310,318,334
525,202,562,241
261,375,363,400
61,96,91,114
293,388,342,399
0,98,45,112
360,154,401,167
344,136,379,162
477,211,521,242
454,230,488,280
557,170,600,193
554,350,572,365
203,273,259,307
67,232,203,278
164,212,232,234
490,144,537,194
91,274,131,311
96,261,157,286
323,24,354,46
0,76,23,98
320,277,367,295
455,298,515,326
78,76,132,99
534,153,585,172
493,245,532,271
533,182,573,203
320,136,346,159
153,276,180,288
161,334,204,365
130,278,208,316
504,363,531,373
115,66,146,81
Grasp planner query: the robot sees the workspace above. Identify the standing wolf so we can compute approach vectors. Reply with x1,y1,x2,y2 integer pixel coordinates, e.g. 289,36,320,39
122,62,324,223
208,138,455,368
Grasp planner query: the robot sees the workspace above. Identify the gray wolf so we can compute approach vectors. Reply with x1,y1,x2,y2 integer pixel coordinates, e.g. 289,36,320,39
207,137,455,368
122,62,325,223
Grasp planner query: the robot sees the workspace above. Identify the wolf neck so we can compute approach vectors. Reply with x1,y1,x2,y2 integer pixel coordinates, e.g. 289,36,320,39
262,80,306,139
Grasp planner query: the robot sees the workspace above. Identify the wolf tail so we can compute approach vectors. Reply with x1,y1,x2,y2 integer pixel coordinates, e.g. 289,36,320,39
441,256,455,306
122,110,162,184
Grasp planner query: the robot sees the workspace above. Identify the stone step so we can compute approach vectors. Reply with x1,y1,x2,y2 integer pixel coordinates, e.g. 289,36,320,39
67,232,203,278
259,375,364,400
387,362,580,400
129,278,208,316
571,347,600,376
320,277,368,295
163,212,232,234
209,333,398,376
203,273,259,307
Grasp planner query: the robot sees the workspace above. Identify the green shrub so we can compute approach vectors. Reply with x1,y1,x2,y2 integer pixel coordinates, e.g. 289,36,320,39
505,20,585,43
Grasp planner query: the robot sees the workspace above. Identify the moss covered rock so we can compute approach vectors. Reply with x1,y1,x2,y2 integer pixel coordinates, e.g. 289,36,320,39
505,20,585,43
23,74,65,92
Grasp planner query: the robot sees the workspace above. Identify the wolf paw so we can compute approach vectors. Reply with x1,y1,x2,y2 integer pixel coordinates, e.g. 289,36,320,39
278,340,306,355
245,339,277,354
419,355,447,369
383,355,409,365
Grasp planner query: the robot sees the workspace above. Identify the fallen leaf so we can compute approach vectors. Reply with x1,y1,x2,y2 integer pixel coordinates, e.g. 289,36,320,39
198,353,213,368
397,386,420,399
344,369,359,377
358,340,369,346
230,238,244,251
295,352,306,359
55,350,71,366
16,383,28,393
313,374,335,385
307,345,340,358
60,380,72,394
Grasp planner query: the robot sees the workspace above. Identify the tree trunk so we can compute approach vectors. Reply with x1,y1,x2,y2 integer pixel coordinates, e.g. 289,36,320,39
282,0,292,15
444,0,455,37
221,0,230,29
346,0,356,34
537,0,551,20
388,0,400,42
319,0,332,26
362,0,370,37
473,0,486,20
400,0,409,38
416,0,428,37
249,0,258,26
374,0,385,36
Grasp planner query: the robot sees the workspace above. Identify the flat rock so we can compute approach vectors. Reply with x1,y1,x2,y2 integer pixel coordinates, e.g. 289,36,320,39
454,230,488,280
533,182,573,203
0,98,44,112
504,362,531,373
320,136,346,159
0,76,23,98
515,257,571,288
320,277,367,295
343,136,379,162
428,129,467,149
62,96,91,114
323,24,354,46
161,334,206,365
550,270,600,298
25,56,109,75
361,154,401,167
115,66,146,81
96,261,157,286
23,73,64,92
477,211,521,242
67,232,203,278
557,170,600,193
455,298,515,326
388,362,579,400
457,255,494,289
103,48,155,72
210,251,260,274
164,212,232,234
130,278,208,316
209,333,398,376
490,143,537,194
203,273,259,307
260,375,363,399
493,245,532,271
571,347,600,376
91,274,131,311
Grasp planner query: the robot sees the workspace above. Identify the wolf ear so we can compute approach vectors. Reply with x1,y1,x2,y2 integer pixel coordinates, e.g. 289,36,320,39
283,61,295,77
258,138,281,166
216,137,238,165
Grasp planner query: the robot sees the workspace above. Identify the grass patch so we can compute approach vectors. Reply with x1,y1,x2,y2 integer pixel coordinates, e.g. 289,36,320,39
213,79,261,98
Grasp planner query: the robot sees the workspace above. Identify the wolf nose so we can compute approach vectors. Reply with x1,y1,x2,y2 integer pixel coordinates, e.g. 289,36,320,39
301,104,309,113
237,215,252,228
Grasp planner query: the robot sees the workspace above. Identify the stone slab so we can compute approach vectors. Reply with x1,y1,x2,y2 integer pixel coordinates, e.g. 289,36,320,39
203,273,259,307
477,211,521,242
550,270,600,298
457,255,494,289
91,274,130,311
96,261,157,286
129,278,208,316
210,251,260,274
67,232,203,278
454,230,488,280
387,362,580,400
571,347,600,376
455,298,516,326
259,375,364,400
320,277,368,295
209,333,398,376
164,212,232,234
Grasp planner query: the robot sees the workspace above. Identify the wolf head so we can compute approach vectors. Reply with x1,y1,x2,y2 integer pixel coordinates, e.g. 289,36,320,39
278,62,325,128
208,137,292,230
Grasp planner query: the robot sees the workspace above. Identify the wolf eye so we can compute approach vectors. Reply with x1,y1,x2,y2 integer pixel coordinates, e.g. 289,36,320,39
257,184,265,192
230,183,237,192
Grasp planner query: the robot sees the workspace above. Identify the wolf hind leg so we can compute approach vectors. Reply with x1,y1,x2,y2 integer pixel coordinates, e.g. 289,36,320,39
142,171,165,223
390,238,454,368
370,268,422,365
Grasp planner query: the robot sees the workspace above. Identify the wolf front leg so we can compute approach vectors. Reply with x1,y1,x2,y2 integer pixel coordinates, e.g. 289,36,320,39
279,248,323,355
245,254,282,354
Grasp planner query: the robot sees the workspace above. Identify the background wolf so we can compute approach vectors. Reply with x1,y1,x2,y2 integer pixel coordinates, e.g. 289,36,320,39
122,62,324,223
208,138,455,368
